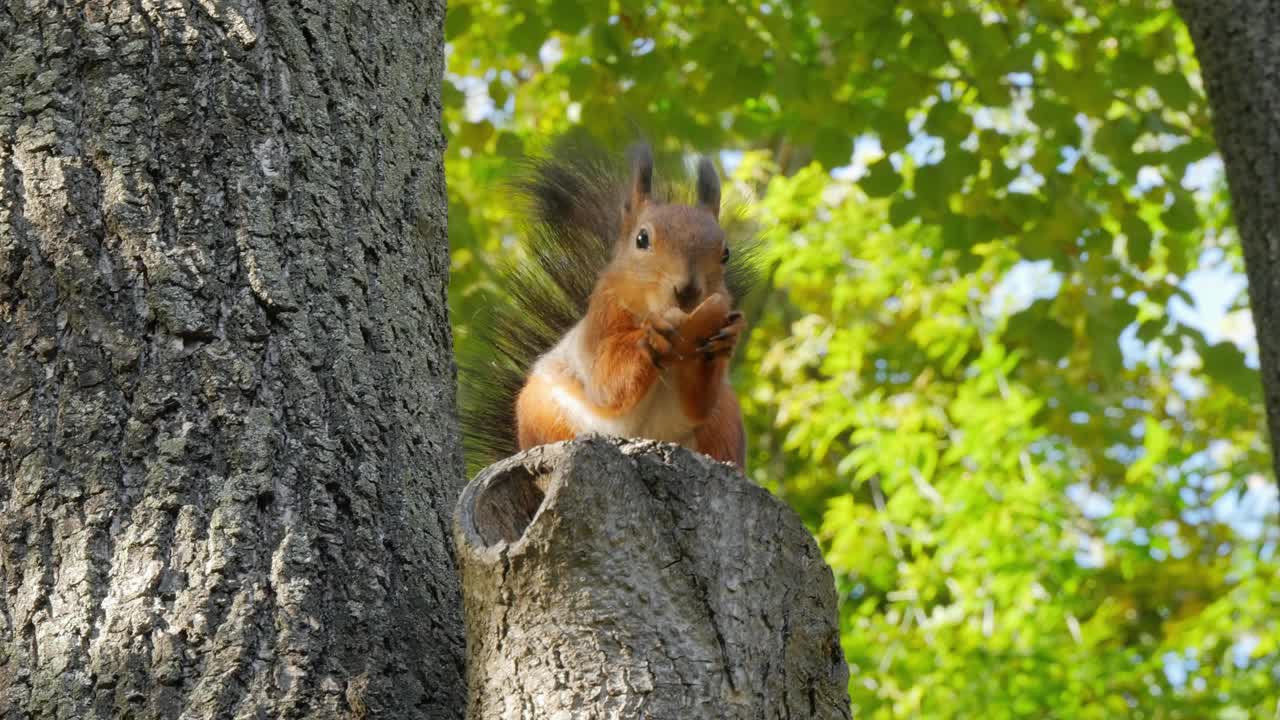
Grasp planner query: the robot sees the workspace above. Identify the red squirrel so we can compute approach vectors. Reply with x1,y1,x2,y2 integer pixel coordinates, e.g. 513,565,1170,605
459,140,753,472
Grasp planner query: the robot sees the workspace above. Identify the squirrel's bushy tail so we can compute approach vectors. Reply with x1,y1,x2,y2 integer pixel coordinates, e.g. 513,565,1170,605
457,137,760,475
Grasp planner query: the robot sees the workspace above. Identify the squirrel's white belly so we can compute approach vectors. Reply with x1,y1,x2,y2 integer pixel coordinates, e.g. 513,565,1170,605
533,327,700,447
543,371,698,447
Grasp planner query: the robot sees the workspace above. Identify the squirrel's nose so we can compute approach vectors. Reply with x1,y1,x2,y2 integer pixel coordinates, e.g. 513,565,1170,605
674,282,701,310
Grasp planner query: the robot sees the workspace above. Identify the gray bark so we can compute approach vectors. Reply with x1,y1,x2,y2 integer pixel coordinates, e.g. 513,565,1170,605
454,438,851,719
1174,1,1280,487
0,1,463,718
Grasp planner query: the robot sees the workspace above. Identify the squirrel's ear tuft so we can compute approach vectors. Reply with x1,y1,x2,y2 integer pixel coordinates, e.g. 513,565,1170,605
695,156,720,220
627,143,654,212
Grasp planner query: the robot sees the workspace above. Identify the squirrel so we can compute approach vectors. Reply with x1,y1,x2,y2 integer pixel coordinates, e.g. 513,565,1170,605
458,138,757,474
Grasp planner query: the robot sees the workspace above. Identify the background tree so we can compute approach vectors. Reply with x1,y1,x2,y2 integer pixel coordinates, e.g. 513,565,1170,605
0,1,463,717
1174,0,1280,487
447,0,1279,716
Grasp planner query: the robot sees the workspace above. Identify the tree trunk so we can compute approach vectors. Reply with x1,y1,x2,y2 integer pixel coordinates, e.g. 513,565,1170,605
0,1,463,717
1174,1,1280,486
454,438,851,719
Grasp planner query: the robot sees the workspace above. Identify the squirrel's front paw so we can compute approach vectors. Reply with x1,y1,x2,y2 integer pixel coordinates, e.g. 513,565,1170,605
697,310,745,356
670,294,730,357
642,315,680,368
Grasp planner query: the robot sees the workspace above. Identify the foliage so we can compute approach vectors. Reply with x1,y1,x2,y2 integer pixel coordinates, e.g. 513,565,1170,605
445,0,1279,716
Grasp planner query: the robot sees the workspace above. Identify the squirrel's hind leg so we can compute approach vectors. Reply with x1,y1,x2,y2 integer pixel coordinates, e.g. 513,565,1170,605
515,374,581,450
693,383,746,470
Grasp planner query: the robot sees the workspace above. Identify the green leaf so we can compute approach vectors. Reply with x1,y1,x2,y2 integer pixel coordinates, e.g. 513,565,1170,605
730,64,769,101
1163,137,1215,173
1006,300,1074,362
1095,117,1140,161
442,79,465,112
1153,71,1194,109
458,121,494,149
925,102,973,140
889,195,921,227
1202,342,1260,399
495,132,524,159
1054,66,1113,116
1162,192,1200,232
814,128,854,169
914,149,978,208
1091,329,1125,376
1028,98,1080,145
941,213,1003,252
871,109,911,153
548,0,588,33
445,5,472,40
860,158,902,198
566,61,597,96
904,27,950,70
1122,214,1153,266
510,16,549,57
488,79,509,108
915,162,948,207
942,214,970,251
1136,320,1164,343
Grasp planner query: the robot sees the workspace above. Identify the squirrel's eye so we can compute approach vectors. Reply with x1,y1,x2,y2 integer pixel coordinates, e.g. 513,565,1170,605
635,228,650,250
721,246,730,264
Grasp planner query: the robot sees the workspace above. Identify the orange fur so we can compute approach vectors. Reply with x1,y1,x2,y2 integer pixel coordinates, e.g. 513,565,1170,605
667,293,734,422
515,374,579,448
575,293,662,412
671,354,729,423
694,385,746,469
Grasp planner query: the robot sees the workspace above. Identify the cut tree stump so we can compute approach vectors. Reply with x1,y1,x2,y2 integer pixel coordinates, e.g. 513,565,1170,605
453,437,851,719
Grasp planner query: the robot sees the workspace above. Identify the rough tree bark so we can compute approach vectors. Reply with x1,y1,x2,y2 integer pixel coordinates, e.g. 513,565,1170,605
1174,1,1280,487
0,1,463,717
454,438,851,719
